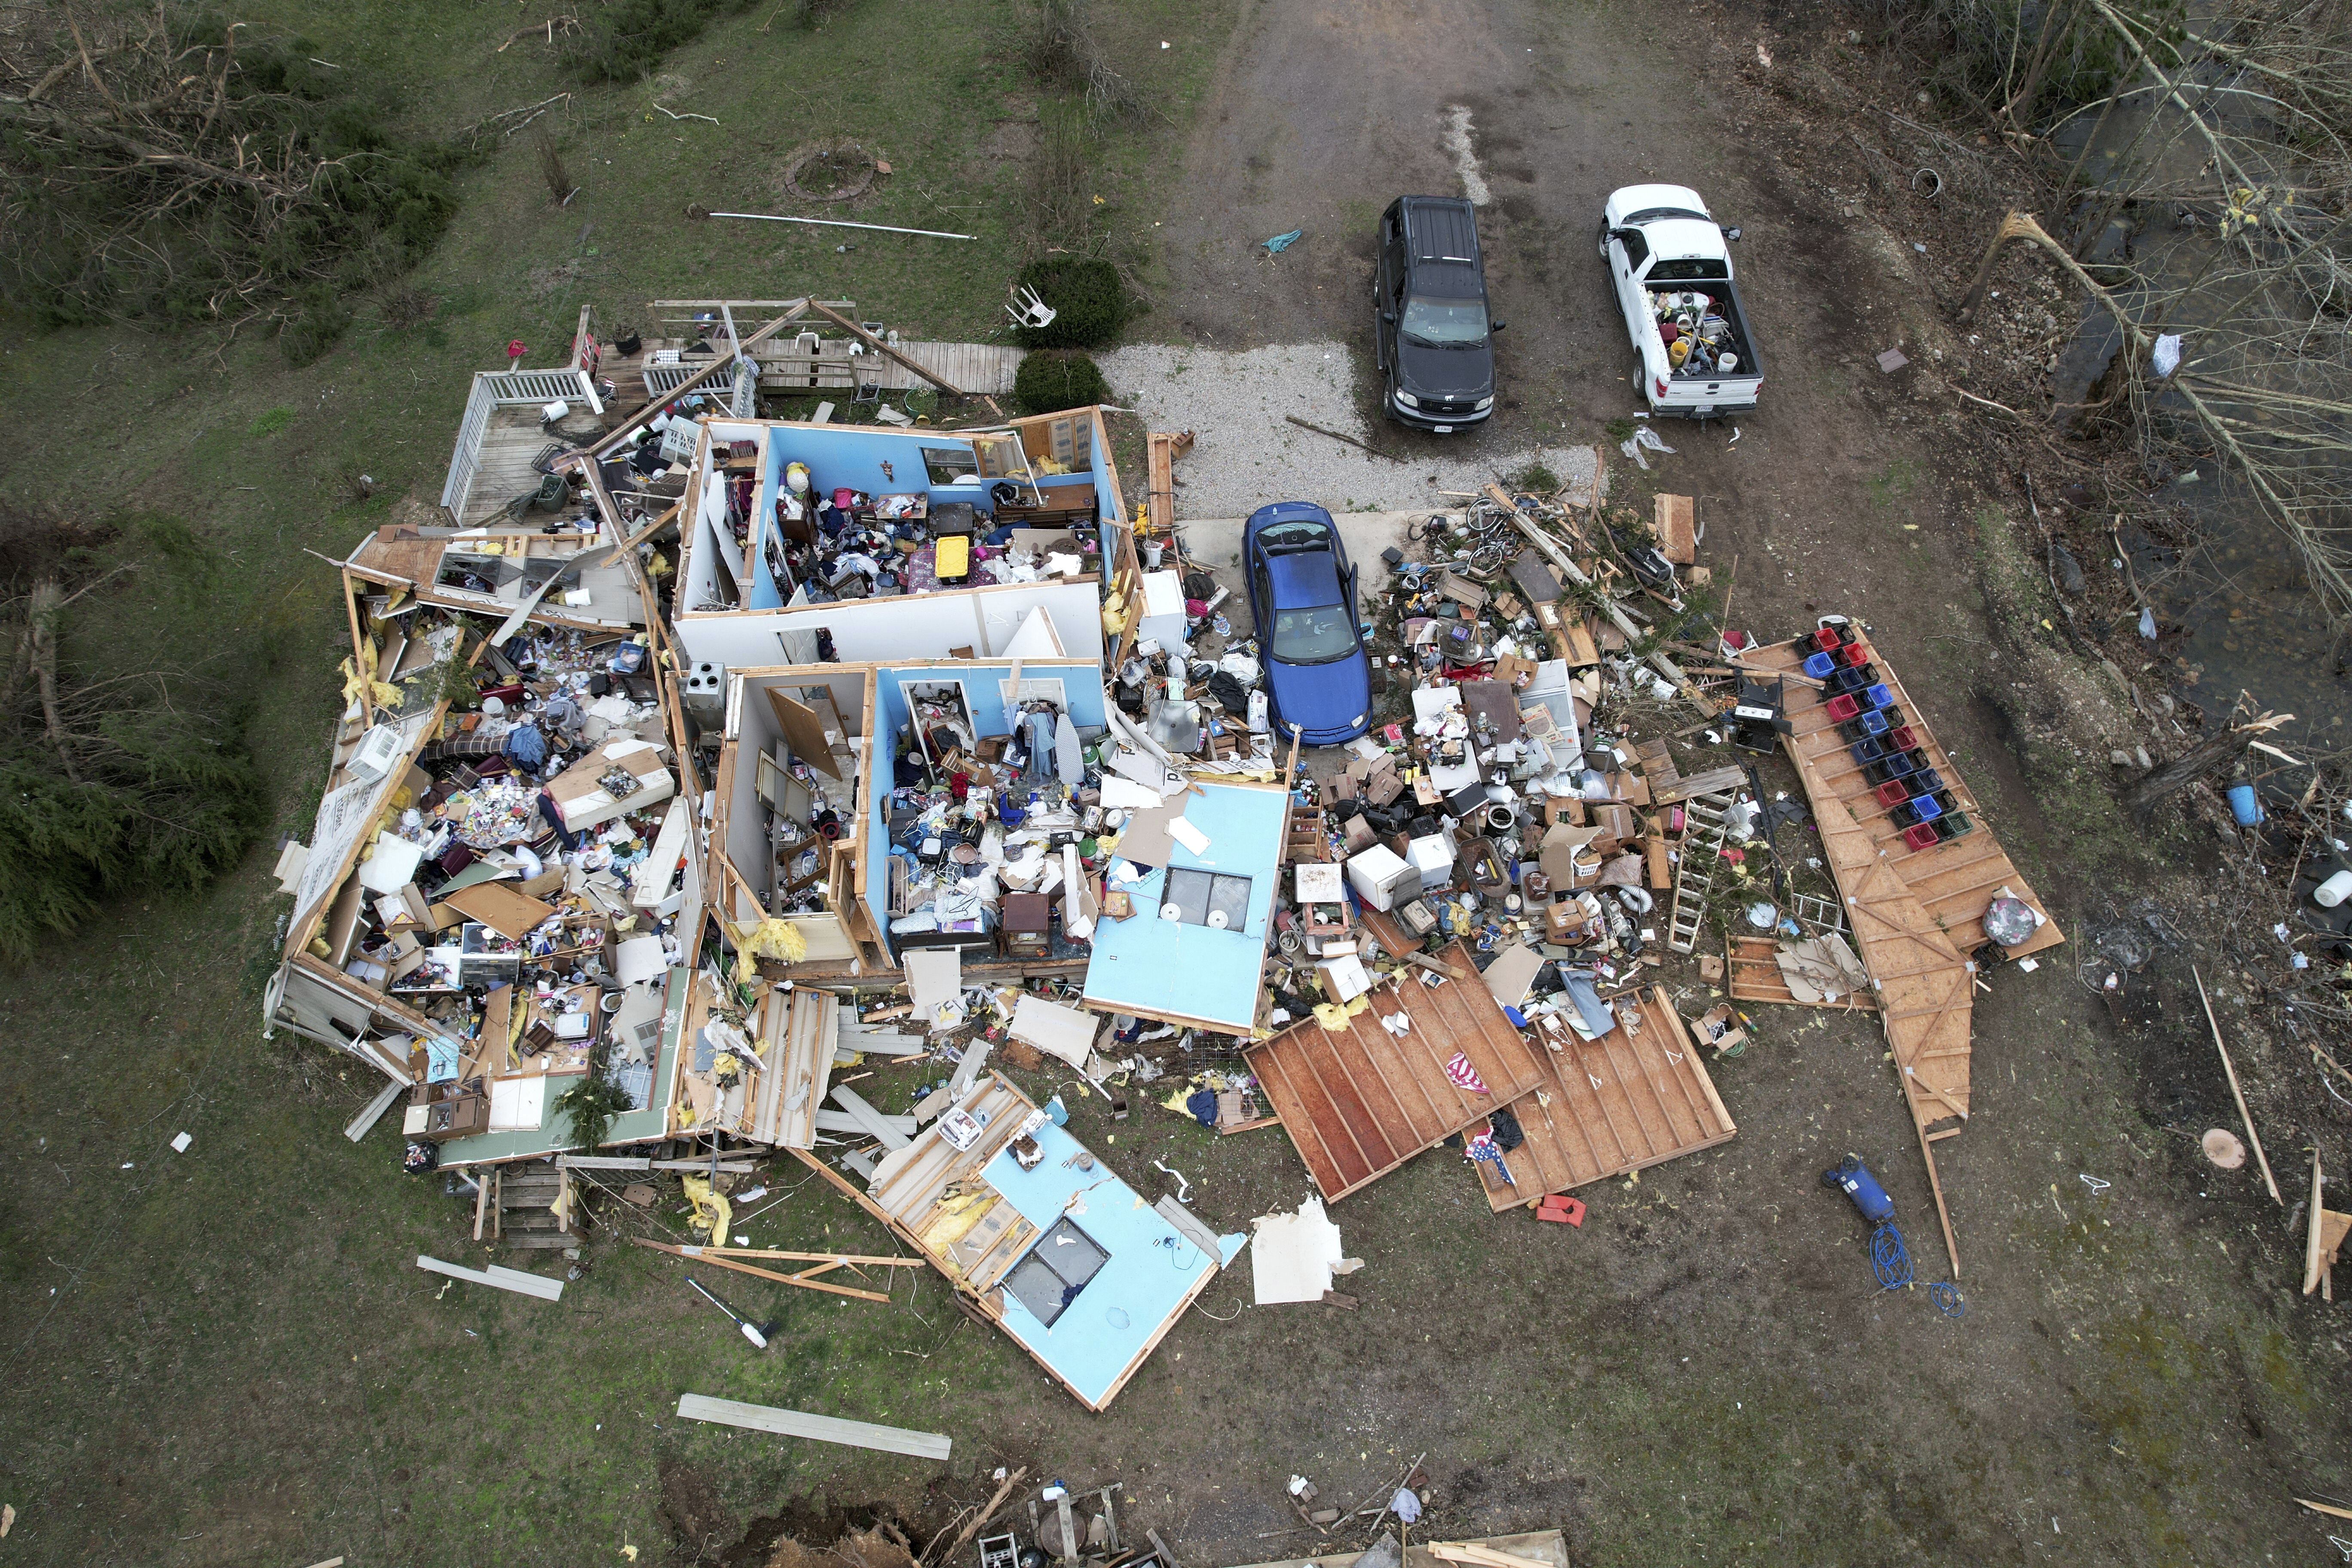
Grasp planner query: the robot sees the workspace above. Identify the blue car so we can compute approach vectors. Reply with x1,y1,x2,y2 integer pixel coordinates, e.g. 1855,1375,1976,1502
1242,502,1372,746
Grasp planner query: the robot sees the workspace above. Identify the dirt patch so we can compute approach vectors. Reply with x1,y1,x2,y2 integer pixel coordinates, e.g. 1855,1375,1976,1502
782,138,882,204
661,1458,740,1566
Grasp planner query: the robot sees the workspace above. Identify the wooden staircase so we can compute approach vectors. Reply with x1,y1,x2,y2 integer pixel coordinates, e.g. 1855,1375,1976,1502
1665,790,1738,954
480,1163,577,1250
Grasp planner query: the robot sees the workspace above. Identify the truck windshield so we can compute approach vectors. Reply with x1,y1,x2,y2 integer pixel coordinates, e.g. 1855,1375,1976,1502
1400,296,1488,347
1271,604,1358,665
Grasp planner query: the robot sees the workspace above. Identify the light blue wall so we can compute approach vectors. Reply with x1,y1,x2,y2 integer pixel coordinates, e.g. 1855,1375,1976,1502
749,426,998,609
1081,782,1288,1031
981,1117,1225,1408
863,661,1108,959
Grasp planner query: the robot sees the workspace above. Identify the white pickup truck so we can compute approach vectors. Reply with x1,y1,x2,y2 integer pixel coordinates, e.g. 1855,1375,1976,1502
1599,184,1762,419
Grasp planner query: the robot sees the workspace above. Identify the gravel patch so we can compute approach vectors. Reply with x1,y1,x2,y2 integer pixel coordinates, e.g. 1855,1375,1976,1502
1097,341,1599,519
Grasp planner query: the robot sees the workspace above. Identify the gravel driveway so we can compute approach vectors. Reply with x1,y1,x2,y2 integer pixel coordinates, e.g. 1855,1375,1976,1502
1099,340,1597,518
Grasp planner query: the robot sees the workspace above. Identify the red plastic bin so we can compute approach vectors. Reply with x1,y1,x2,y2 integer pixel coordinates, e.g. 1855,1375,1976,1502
1900,823,1940,851
1812,627,1841,651
1841,642,1872,668
1874,779,1910,808
1885,724,1917,752
1825,692,1862,721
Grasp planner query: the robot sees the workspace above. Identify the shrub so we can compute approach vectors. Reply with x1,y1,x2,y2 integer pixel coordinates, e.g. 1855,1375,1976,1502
1013,349,1108,415
565,0,755,82
1011,256,1128,349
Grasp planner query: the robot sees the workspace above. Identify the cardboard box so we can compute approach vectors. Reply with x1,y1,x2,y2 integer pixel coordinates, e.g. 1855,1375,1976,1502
1345,845,1417,911
1545,899,1591,941
547,737,675,833
1537,822,1605,887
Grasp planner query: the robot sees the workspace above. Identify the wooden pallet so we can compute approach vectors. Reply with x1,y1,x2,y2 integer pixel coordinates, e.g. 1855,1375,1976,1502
1471,985,1736,1210
1246,941,1550,1201
1665,790,1737,953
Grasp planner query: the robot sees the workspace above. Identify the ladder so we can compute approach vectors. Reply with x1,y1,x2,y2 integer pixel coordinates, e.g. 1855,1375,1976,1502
1666,789,1739,954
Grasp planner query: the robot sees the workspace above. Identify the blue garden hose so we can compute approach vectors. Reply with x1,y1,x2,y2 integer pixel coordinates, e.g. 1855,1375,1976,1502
1868,1221,1914,1290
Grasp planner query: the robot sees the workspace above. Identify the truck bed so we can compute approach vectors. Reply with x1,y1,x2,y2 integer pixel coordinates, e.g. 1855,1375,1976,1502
1642,275,1762,417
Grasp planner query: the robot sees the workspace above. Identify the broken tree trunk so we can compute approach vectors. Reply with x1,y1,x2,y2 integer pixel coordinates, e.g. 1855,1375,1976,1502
2124,725,2249,826
29,578,77,783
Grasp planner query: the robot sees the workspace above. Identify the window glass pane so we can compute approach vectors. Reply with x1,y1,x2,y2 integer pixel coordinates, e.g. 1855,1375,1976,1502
921,446,977,485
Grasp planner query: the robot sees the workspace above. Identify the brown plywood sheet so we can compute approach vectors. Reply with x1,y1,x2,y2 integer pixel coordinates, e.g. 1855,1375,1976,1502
1471,986,1735,1210
1743,627,2067,1135
441,881,555,940
1246,940,1550,1201
767,686,842,778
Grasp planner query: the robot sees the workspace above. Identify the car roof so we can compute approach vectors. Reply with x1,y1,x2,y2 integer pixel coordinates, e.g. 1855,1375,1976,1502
1608,183,1710,219
1400,196,1481,264
1635,217,1727,262
1265,545,1344,606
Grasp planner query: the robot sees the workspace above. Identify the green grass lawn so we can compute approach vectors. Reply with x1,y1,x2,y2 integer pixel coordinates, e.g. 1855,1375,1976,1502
0,1,1234,1561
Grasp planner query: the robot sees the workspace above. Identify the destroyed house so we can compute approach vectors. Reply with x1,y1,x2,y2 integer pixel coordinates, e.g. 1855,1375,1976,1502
795,1071,1241,1412
701,654,1111,987
661,407,1127,671
267,558,703,1170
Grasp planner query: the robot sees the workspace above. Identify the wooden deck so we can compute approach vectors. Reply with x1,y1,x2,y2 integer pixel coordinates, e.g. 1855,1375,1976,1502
463,406,569,525
1245,941,1551,1202
1742,630,2066,1141
625,336,1023,399
1471,986,1736,1211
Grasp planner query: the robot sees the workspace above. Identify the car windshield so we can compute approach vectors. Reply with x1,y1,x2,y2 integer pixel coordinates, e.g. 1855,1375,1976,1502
1258,519,1331,550
1400,295,1488,347
1271,603,1357,665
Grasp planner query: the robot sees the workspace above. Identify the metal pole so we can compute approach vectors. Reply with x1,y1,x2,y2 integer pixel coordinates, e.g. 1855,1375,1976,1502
706,210,974,241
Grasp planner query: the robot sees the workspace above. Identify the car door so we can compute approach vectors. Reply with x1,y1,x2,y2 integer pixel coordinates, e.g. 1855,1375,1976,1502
1612,226,1651,352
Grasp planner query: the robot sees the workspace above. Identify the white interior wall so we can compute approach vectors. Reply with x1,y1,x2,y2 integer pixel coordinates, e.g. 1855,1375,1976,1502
727,684,780,889
673,579,1104,671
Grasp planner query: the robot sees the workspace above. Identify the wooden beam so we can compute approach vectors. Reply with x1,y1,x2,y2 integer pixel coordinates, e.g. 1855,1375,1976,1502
700,1248,923,1266
417,1254,563,1301
2196,966,2282,1203
585,304,809,459
675,1392,951,1461
1911,1108,1961,1280
2306,1147,2328,1296
343,1079,406,1143
630,1237,893,1303
802,301,965,396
